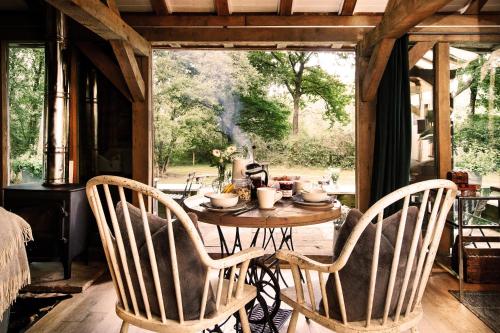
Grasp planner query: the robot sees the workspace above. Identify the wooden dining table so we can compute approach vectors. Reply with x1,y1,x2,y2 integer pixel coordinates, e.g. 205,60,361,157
184,194,341,229
183,194,341,333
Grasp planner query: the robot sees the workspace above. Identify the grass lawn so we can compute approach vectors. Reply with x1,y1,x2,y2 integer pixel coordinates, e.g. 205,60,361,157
157,164,355,187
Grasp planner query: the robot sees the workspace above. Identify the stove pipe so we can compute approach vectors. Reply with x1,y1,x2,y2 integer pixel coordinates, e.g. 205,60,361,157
85,69,98,176
43,8,69,185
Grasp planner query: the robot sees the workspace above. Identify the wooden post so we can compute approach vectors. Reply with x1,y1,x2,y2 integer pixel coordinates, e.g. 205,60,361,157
355,48,377,212
433,43,452,179
132,52,152,204
0,41,9,196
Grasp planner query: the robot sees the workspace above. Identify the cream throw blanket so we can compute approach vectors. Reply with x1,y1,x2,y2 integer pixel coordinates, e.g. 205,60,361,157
0,207,33,320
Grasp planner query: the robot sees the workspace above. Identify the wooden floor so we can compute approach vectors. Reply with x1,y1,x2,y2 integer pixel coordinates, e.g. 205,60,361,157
27,266,496,333
199,220,337,258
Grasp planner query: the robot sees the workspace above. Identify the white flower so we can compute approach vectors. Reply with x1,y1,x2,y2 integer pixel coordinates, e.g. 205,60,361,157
212,149,221,157
226,145,236,154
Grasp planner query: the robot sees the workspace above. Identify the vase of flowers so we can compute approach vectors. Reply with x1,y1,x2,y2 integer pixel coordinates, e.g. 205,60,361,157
211,145,237,193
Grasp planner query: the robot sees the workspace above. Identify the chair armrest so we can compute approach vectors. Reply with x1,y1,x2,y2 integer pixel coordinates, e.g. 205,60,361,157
276,249,333,273
209,247,265,269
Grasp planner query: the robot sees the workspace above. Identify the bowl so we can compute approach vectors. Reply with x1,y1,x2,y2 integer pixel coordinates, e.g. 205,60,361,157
205,192,239,208
301,189,329,202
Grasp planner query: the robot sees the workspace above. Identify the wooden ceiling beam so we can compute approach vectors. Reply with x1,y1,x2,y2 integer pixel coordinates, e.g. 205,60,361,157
136,27,367,44
339,0,356,15
409,34,500,43
75,42,132,101
359,0,452,101
361,38,396,102
462,0,487,15
106,0,145,102
359,0,453,56
122,13,499,28
215,0,230,16
408,41,436,69
150,0,170,15
111,40,145,101
279,0,294,16
45,0,150,56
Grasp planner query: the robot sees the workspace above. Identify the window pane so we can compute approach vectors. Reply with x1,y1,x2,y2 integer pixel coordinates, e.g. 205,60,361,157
152,50,356,204
8,46,45,184
451,46,500,188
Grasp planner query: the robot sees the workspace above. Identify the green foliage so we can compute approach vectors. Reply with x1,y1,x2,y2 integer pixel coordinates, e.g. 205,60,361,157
454,114,500,175
250,130,355,169
248,51,351,132
8,47,45,183
153,50,355,174
456,54,500,112
302,67,351,125
8,47,45,159
11,153,43,179
237,89,290,141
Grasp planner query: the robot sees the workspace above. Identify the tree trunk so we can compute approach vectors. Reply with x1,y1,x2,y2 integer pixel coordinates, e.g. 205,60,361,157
487,66,495,138
469,85,477,115
292,96,300,135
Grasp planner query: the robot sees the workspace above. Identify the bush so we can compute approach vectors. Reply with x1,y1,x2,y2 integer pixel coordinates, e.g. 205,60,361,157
251,131,355,169
454,114,500,175
11,153,43,183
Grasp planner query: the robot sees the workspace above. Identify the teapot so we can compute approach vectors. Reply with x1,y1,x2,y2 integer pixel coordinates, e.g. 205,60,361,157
246,162,269,190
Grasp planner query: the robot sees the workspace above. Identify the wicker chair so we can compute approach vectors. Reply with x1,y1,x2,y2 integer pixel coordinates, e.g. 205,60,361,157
86,175,264,333
276,179,457,333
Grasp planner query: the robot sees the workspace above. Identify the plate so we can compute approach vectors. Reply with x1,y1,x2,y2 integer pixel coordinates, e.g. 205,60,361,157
292,194,335,206
200,201,249,212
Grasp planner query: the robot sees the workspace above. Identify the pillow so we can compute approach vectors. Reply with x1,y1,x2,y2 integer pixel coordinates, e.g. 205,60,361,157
320,206,421,322
114,202,216,321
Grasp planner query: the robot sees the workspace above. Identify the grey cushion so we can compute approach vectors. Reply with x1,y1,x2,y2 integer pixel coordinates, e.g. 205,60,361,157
321,206,421,321
114,202,216,320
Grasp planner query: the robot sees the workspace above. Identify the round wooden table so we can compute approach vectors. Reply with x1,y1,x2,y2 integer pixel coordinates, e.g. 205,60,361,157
184,195,341,332
183,194,341,229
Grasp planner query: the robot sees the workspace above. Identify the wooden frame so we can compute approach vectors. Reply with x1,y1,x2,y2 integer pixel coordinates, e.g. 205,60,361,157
132,55,153,193
86,175,264,333
0,40,8,193
46,0,150,56
276,179,458,333
433,43,452,179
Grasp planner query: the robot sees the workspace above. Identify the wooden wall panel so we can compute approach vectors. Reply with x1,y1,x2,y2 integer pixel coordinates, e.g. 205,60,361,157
433,42,452,179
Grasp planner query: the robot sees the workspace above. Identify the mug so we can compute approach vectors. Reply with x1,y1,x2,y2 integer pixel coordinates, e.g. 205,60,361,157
257,187,283,209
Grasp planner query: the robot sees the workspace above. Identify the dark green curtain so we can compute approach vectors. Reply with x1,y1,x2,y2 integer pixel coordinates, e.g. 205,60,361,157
370,35,411,211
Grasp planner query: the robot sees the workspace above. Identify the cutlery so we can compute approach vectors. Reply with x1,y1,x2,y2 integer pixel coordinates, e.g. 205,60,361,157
232,205,256,216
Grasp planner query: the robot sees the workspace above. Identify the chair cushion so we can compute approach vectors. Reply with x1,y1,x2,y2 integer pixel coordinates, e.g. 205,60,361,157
321,206,421,322
114,202,216,321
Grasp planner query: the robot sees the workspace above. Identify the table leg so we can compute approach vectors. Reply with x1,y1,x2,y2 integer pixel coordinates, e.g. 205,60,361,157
216,225,230,256
458,198,464,302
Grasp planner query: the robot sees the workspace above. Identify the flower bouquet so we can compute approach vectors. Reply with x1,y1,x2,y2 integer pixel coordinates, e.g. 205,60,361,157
211,145,237,193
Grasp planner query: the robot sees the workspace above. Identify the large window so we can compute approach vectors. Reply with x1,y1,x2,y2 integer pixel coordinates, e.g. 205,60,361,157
451,46,500,188
8,45,45,184
152,50,356,197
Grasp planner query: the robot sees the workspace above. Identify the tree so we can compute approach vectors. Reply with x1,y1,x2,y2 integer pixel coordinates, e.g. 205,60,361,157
237,86,290,141
454,114,500,175
456,52,500,115
153,51,226,173
8,47,45,182
8,47,45,159
248,51,351,134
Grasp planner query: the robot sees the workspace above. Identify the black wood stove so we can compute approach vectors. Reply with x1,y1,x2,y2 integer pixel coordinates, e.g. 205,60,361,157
3,183,90,279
